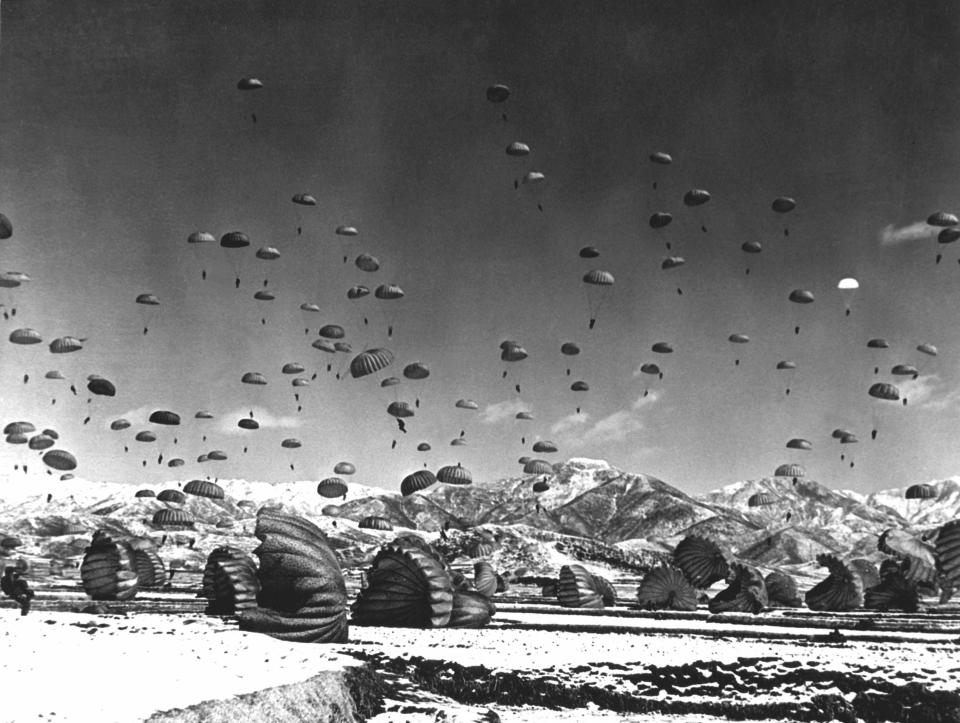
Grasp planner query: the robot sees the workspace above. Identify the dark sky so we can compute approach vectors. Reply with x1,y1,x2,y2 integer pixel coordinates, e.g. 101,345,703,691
3,0,960,494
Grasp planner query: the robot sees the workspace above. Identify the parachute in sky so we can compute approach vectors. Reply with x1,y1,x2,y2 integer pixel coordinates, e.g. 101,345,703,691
334,461,356,475
579,246,600,258
350,348,395,379
786,438,812,451
771,196,796,236
747,492,777,507
401,469,436,496
917,343,938,357
523,459,552,475
837,277,859,316
317,478,348,498
437,464,472,485
905,483,937,500
49,336,83,354
773,463,806,477
9,328,41,345
455,399,479,410
42,449,77,471
506,141,530,156
184,479,224,499
148,410,180,425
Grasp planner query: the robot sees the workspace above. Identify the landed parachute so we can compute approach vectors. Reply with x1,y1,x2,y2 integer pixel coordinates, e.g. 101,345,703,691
557,564,604,609
80,531,139,601
636,565,697,611
764,571,802,607
673,535,728,588
708,564,767,614
352,540,454,628
238,509,349,643
200,546,260,615
804,554,863,611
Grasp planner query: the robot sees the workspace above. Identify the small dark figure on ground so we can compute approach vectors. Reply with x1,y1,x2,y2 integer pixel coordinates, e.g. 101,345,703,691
2,566,34,615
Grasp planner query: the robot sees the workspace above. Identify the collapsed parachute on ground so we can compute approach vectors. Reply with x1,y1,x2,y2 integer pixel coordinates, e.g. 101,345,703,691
864,560,920,612
709,564,767,614
636,565,698,611
557,564,604,609
238,509,349,643
764,571,802,607
805,554,863,611
352,540,454,628
80,531,139,601
200,546,260,615
673,535,729,589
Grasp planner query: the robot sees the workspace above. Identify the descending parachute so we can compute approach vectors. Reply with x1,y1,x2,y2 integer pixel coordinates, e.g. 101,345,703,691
437,464,472,485
358,516,393,531
837,277,859,316
317,478,348,499
582,270,615,330
771,196,796,236
401,469,436,496
334,461,356,475
748,492,778,507
238,509,349,643
350,348,395,379
184,479,224,499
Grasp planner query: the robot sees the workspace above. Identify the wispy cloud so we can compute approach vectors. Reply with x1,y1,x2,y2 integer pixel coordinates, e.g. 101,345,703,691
550,411,589,435
879,221,936,247
480,399,531,425
555,391,663,447
216,407,301,435
898,374,960,411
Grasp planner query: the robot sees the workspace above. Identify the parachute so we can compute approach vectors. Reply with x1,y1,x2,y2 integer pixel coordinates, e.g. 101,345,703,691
837,277,859,315
280,438,301,449
4,421,35,435
788,289,814,304
416,442,431,451
183,479,224,499
748,492,777,507
9,328,41,345
532,479,549,493
486,84,510,103
649,212,673,229
80,531,139,601
917,342,938,356
437,464,472,485
387,401,414,418
786,438,812,451
282,362,305,375
935,520,960,590
578,246,600,258
237,509,349,643
506,141,530,156
134,489,155,498
532,440,558,453
764,571,802,607
455,399,479,410
237,419,259,430
651,342,673,354
317,478,348,498
708,563,767,614
135,431,157,442
636,565,698,611
557,564,604,609
148,410,180,425
200,547,260,615
869,382,900,401
195,410,214,419
358,516,393,531
804,554,863,611
403,362,430,380
863,561,920,612
355,253,380,272
905,483,937,500
110,418,131,431
319,324,345,339
523,459,553,475
401,469,436,496
42,449,77,471
673,535,728,588
44,370,65,380
167,458,185,467
352,540,461,628
891,364,919,377
474,562,498,597
241,371,267,385
649,151,672,165
334,461,356,475
683,189,710,206
350,348,395,379
157,489,186,504
0,213,11,239
927,211,958,227
49,337,83,354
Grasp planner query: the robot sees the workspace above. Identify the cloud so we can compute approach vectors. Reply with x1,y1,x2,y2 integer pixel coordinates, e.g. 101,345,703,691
216,407,301,435
897,374,960,412
554,391,663,446
550,411,589,435
480,399,531,425
879,221,936,247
